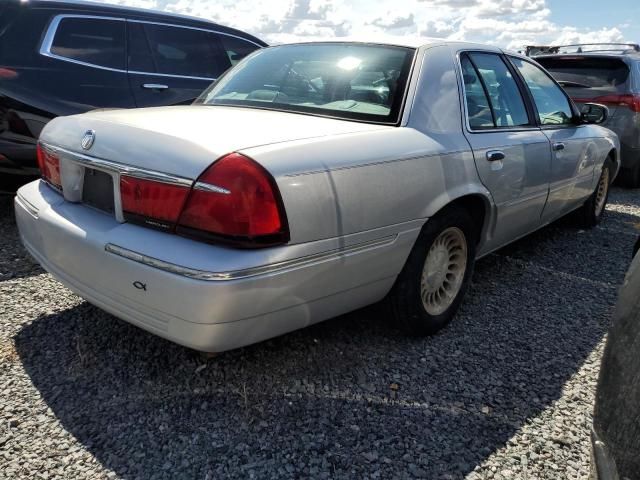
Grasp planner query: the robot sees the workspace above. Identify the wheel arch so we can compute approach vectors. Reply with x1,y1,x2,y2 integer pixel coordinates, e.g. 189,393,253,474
607,147,619,182
421,189,494,250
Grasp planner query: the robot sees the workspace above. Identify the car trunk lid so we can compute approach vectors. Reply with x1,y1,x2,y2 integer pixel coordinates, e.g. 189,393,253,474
39,105,389,180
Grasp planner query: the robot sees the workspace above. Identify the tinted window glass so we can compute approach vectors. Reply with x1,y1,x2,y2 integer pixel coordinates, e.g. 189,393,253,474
51,17,125,69
197,43,415,124
469,53,530,128
141,24,228,78
511,58,574,126
536,56,630,91
127,22,154,72
461,56,494,128
219,35,259,66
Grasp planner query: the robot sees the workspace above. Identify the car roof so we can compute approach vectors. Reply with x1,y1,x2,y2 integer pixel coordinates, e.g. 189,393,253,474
19,0,267,46
273,36,505,53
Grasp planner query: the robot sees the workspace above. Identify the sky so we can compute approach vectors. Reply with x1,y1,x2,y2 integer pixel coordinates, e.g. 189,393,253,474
96,0,640,51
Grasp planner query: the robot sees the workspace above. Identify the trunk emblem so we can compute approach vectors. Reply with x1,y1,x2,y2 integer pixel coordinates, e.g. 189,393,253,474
81,130,96,150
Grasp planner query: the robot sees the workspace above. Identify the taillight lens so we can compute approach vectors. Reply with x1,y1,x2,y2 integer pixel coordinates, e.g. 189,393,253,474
574,94,640,113
36,143,62,190
177,153,289,247
120,175,190,231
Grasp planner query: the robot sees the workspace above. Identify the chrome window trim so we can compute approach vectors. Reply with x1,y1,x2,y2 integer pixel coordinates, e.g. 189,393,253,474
39,14,260,79
40,143,193,187
127,19,263,48
39,14,128,72
105,235,397,281
455,50,541,135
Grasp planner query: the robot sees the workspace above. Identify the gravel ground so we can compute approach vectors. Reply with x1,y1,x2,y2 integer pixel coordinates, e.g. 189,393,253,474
1,187,639,480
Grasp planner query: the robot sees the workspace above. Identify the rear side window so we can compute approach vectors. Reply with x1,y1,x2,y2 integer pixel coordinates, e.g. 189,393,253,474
219,35,259,66
536,56,630,91
50,17,126,70
461,52,530,129
135,23,229,78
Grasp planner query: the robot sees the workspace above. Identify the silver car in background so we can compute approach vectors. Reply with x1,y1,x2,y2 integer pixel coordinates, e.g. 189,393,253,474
15,40,619,353
534,43,640,187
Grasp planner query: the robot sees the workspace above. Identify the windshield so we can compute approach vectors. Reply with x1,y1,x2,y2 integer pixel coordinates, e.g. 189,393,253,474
196,43,416,124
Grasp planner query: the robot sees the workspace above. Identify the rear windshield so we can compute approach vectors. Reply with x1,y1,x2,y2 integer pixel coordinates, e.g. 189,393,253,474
537,56,630,91
196,43,416,124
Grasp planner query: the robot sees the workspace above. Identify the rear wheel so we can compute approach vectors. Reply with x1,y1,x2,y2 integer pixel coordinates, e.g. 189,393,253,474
389,206,476,336
577,158,613,228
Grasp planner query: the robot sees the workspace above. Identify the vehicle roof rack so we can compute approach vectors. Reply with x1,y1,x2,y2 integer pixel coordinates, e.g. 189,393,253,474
525,43,640,56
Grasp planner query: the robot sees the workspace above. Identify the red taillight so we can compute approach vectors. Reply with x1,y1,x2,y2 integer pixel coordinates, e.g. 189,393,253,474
574,94,640,113
120,175,191,230
177,153,289,247
36,143,62,189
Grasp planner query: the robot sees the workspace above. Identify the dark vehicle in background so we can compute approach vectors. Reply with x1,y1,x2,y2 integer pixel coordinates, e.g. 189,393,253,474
591,237,640,480
531,44,640,188
0,0,265,188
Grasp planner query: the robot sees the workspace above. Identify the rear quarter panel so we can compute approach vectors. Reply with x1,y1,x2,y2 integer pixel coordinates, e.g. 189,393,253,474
242,43,491,252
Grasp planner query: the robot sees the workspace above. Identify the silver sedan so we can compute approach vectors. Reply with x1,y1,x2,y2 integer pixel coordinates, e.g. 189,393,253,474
15,40,619,352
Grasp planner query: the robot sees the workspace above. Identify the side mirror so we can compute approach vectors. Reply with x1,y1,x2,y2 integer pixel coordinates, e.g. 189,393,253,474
580,103,609,124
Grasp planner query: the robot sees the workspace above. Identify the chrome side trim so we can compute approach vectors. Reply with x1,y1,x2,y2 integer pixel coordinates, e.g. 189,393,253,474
128,70,216,81
39,14,261,78
40,15,128,73
15,194,39,218
193,182,231,194
40,143,194,187
105,235,397,281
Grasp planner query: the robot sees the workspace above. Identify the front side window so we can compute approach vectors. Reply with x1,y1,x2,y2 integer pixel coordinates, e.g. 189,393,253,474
511,57,574,126
50,17,125,70
138,23,229,78
463,52,530,129
219,35,260,67
197,43,415,124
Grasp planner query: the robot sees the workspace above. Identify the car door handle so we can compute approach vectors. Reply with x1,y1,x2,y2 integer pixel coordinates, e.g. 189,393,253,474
553,142,566,151
142,83,169,90
486,150,505,162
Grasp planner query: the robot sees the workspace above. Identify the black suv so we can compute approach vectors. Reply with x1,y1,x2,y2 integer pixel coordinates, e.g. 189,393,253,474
0,0,266,187
530,44,640,187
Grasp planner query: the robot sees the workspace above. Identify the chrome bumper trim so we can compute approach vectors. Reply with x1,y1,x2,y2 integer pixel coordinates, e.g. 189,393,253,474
105,235,397,281
40,142,194,187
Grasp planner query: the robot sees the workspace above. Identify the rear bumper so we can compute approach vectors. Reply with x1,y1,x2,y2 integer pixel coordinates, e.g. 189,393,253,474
15,180,419,352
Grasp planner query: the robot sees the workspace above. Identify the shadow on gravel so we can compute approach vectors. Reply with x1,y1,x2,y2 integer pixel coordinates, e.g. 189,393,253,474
14,199,640,479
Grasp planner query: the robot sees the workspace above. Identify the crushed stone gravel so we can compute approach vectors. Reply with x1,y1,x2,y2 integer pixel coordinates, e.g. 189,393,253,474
1,187,639,479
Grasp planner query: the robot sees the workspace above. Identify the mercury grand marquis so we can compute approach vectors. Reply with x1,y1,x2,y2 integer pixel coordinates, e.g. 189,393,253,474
15,40,619,352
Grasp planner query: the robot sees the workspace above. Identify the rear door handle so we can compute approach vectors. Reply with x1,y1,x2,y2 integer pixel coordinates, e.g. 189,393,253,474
553,142,565,151
142,83,169,90
486,150,505,162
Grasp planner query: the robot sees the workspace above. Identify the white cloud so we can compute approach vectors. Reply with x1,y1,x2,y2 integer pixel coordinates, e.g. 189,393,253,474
93,0,626,51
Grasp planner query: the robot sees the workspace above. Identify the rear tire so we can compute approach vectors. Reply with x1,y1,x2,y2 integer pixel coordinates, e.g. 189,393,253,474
577,158,612,228
389,205,477,336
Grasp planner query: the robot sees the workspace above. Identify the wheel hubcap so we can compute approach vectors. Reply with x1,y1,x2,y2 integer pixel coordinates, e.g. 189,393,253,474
420,227,468,316
595,166,610,217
